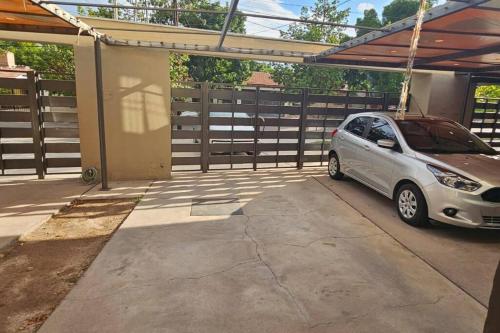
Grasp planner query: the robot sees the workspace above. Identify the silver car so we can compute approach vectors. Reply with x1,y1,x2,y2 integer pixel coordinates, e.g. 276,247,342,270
328,112,500,228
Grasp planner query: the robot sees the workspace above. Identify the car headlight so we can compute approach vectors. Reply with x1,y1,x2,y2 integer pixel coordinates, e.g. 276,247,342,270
426,164,481,192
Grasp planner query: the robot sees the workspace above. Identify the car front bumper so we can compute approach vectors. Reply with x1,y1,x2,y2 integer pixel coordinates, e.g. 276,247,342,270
424,182,500,229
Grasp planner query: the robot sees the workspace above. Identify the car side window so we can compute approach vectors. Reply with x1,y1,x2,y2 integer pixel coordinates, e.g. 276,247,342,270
367,117,397,142
344,117,371,137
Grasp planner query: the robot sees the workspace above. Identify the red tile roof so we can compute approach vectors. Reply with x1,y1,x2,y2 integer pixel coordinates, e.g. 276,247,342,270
245,71,280,87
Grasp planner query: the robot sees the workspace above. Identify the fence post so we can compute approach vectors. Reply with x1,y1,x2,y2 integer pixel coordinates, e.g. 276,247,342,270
253,86,260,171
297,88,309,169
200,81,209,173
27,71,44,179
382,92,389,111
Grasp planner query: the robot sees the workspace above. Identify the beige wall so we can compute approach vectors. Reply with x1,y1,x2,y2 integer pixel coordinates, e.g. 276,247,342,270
74,37,171,180
409,72,470,122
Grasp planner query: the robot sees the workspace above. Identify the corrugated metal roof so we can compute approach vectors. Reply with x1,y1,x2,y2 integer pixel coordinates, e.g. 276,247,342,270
307,0,500,74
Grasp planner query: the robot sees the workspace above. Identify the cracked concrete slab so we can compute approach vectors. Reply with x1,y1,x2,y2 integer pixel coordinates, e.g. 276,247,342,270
39,168,486,333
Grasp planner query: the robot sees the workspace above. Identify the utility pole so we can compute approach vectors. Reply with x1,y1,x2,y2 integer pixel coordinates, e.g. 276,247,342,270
113,0,118,19
173,0,179,26
395,0,427,120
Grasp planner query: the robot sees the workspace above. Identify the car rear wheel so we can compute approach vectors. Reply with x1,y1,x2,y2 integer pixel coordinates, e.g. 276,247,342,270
396,183,429,227
328,153,344,180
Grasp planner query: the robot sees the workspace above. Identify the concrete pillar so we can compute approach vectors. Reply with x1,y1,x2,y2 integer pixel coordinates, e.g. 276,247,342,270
409,72,470,122
74,38,172,180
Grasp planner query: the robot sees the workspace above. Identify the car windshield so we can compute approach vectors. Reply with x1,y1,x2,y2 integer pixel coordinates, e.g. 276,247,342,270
395,119,498,155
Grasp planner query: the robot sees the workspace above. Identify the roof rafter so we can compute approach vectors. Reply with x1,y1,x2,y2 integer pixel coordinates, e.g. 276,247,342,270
217,0,239,49
414,44,500,66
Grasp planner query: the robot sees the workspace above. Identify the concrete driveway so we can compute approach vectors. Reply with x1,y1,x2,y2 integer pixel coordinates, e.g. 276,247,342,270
39,168,486,332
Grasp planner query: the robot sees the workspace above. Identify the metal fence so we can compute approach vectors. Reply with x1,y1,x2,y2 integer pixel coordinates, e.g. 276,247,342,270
470,97,500,149
0,72,80,177
171,82,401,171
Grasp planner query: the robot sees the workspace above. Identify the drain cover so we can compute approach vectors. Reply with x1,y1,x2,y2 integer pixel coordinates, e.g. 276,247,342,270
190,198,243,216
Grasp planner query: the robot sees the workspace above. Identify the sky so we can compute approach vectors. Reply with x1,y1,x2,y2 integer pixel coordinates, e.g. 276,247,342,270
59,0,446,39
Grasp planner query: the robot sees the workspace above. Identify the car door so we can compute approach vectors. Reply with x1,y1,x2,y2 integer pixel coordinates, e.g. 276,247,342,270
359,117,400,195
338,116,372,179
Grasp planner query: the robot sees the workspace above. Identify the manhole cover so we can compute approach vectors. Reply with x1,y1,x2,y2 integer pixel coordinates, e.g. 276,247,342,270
190,198,243,216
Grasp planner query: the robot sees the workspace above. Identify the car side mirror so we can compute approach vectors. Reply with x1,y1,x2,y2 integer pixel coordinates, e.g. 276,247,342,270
377,139,396,149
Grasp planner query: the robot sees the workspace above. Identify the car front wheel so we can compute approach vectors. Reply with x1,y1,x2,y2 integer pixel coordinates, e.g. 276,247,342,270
328,153,344,180
396,183,429,227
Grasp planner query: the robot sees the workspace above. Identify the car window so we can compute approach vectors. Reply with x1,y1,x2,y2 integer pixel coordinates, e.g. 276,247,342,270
396,119,497,155
367,118,397,142
344,116,371,137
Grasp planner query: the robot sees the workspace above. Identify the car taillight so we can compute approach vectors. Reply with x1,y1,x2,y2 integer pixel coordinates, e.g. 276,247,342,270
331,129,338,137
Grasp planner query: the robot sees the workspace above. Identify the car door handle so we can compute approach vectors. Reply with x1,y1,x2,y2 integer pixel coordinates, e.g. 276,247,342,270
363,145,370,151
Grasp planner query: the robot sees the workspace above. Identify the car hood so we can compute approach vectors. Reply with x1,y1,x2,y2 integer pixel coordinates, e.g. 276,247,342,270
419,152,500,185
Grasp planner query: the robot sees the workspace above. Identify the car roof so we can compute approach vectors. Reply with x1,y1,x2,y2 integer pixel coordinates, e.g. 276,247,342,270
348,112,447,121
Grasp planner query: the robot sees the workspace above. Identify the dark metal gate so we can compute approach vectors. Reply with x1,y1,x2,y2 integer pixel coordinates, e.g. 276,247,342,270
171,82,400,171
0,71,80,177
470,97,500,149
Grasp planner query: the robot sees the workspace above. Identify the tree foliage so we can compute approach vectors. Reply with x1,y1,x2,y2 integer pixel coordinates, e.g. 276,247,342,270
0,42,74,79
382,0,436,25
355,9,382,37
476,85,500,99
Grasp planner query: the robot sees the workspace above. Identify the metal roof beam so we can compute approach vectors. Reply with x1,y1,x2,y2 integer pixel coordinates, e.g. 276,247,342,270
217,0,239,49
415,44,500,66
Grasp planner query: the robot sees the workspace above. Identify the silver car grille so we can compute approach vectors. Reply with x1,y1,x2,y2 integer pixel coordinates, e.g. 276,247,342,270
483,216,500,224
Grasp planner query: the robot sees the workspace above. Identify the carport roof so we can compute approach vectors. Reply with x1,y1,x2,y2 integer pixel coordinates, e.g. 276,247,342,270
306,0,500,74
0,0,98,36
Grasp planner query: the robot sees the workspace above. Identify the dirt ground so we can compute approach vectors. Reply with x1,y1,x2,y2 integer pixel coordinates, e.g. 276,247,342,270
0,199,137,333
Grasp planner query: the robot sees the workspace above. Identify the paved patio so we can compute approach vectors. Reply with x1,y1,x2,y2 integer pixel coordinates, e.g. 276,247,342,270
39,168,486,333
0,175,92,249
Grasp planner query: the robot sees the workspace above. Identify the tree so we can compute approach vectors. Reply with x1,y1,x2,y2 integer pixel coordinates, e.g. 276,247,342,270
382,0,436,25
0,41,74,79
476,85,500,99
272,0,353,92
355,9,382,37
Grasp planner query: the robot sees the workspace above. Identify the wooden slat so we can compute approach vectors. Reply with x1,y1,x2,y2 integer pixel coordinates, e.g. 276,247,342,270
0,94,29,106
172,130,202,139
209,89,233,100
172,144,201,152
44,142,80,153
305,131,330,139
45,158,81,168
258,105,301,115
208,103,256,114
303,155,329,162
475,132,500,138
172,101,201,112
0,77,29,89
172,87,201,98
257,155,298,163
1,127,33,138
209,117,254,126
39,80,76,92
40,96,77,108
42,112,78,123
260,118,299,127
308,94,348,104
306,119,342,127
0,111,31,122
1,143,33,154
171,116,201,126
3,159,36,169
210,143,254,152
259,91,302,102
261,131,299,139
210,131,254,139
209,155,254,164
304,143,329,150
473,112,499,120
44,127,79,138
172,156,201,165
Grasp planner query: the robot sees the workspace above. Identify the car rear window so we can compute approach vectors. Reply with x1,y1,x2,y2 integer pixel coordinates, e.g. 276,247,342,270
367,118,397,142
344,116,371,137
